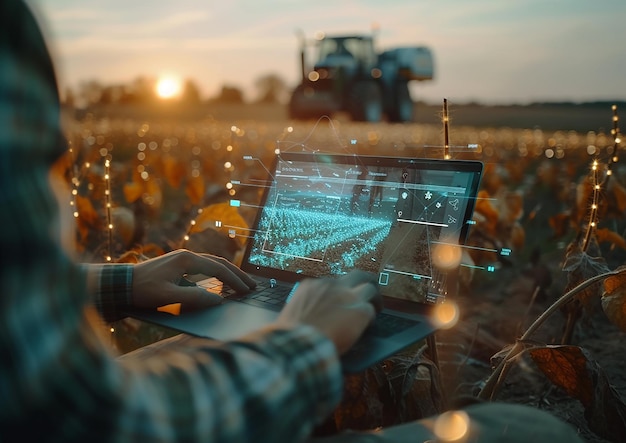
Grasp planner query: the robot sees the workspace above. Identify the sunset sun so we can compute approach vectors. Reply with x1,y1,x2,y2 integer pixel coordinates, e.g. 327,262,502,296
156,77,182,99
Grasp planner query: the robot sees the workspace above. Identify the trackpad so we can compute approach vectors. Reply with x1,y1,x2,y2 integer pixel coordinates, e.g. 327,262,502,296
129,301,280,341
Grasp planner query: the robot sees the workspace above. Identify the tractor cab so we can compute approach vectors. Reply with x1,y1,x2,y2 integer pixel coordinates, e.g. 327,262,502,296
289,31,434,122
313,35,377,77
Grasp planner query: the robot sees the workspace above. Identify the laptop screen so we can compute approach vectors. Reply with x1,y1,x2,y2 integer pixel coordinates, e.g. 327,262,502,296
242,152,483,304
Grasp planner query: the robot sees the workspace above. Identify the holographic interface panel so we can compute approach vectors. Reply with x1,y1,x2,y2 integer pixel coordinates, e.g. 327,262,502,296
244,153,482,304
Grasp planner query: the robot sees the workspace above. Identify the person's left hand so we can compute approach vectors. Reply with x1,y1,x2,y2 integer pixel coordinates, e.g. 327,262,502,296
131,249,256,312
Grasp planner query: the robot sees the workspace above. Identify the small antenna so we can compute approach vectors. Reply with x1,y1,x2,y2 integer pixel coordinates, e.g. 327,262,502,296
443,98,450,159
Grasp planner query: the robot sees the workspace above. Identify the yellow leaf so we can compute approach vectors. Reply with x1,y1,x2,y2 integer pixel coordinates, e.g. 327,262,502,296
473,190,498,236
608,178,626,213
76,195,100,227
549,212,571,238
602,266,626,332
185,175,205,206
498,190,524,224
602,291,626,332
123,182,143,203
602,265,626,295
595,227,626,250
529,345,594,408
162,154,186,189
75,195,100,246
480,162,503,194
123,171,145,203
510,221,525,250
144,177,163,211
191,202,249,247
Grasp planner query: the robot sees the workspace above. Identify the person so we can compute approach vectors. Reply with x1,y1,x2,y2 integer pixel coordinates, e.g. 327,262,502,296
0,1,584,442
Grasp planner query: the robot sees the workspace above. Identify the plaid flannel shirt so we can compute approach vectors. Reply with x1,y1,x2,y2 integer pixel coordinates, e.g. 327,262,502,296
0,2,342,441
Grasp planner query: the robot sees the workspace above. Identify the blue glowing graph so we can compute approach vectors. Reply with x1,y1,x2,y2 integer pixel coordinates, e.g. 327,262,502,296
249,206,392,275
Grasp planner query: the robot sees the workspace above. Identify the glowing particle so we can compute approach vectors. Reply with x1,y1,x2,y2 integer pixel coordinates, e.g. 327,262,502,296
433,410,470,441
433,300,459,329
432,242,462,270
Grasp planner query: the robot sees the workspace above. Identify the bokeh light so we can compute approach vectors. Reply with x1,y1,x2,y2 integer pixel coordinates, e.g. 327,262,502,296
433,300,460,329
432,242,462,271
433,410,470,441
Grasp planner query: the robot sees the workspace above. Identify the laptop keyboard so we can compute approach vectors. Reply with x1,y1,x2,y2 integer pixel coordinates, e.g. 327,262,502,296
233,279,294,307
197,277,420,337
198,277,294,310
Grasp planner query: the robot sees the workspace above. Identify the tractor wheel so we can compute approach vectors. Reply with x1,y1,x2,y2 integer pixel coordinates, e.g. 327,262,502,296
288,85,323,120
288,85,310,119
348,81,383,122
388,82,414,123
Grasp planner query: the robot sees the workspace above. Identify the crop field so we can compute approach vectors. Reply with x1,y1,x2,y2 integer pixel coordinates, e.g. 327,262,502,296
58,103,626,442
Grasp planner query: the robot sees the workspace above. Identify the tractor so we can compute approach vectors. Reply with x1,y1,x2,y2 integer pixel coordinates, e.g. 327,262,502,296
288,32,434,122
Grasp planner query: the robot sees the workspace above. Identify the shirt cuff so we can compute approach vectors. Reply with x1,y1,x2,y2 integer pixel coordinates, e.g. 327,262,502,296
92,263,133,322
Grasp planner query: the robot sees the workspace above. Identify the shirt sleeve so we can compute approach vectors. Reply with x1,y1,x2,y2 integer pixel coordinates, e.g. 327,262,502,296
118,326,343,442
0,3,343,442
89,263,134,323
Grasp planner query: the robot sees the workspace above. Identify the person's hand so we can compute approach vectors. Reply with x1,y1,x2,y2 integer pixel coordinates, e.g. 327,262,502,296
131,249,256,312
275,270,383,355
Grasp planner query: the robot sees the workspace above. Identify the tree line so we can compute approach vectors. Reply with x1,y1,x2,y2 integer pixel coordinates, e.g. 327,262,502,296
63,73,289,108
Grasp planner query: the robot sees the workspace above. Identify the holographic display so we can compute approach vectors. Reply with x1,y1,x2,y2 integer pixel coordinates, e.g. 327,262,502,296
245,153,482,303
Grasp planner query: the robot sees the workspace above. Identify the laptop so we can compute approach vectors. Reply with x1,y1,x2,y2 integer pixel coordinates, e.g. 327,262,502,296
129,151,483,372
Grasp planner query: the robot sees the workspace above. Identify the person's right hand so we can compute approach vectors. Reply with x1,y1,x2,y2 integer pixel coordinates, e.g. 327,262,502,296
275,270,383,355
131,249,256,312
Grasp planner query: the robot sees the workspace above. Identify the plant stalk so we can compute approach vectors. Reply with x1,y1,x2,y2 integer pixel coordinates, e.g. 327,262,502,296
477,268,622,400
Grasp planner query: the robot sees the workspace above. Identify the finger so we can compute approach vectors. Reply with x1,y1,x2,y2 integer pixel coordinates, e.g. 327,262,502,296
186,254,256,292
340,269,379,288
354,280,384,314
362,299,377,324
199,254,257,289
342,295,378,324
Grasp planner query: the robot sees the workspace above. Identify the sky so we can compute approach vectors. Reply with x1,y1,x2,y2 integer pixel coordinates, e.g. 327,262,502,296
28,0,626,105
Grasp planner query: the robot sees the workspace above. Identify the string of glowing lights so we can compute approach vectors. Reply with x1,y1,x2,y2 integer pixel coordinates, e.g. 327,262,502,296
582,158,601,252
582,105,621,251
605,104,622,181
181,207,202,246
67,141,80,219
224,125,238,196
104,156,113,262
66,137,94,242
